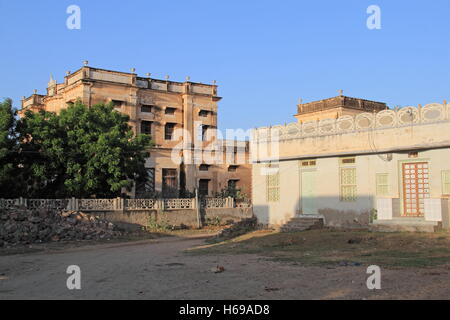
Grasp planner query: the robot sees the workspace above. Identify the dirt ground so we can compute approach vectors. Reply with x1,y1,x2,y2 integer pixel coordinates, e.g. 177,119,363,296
0,231,449,300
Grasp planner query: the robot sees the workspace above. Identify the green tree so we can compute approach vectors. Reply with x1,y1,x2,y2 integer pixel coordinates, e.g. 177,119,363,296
215,184,248,200
0,98,19,197
18,101,152,198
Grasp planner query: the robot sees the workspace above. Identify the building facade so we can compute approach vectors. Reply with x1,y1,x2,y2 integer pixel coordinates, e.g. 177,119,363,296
252,95,450,230
20,65,252,198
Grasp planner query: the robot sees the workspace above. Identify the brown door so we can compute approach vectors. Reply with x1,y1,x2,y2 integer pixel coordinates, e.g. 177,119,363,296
162,169,178,197
199,179,209,197
402,162,430,217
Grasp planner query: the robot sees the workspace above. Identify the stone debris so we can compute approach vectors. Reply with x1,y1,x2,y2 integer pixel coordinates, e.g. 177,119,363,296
264,286,280,292
214,217,257,240
0,206,124,247
211,265,225,273
338,261,362,267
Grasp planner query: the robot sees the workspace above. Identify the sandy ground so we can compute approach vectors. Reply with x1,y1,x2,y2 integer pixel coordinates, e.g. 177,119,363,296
0,236,449,300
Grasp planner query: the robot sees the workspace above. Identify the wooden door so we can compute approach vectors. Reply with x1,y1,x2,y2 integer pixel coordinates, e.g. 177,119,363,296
402,162,430,217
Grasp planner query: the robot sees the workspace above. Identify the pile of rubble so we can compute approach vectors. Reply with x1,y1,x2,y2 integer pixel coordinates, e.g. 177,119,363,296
0,206,124,247
212,217,257,242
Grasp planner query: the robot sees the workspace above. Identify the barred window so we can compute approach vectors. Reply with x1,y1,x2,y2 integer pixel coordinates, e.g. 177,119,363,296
165,107,176,115
136,168,155,195
162,169,177,197
165,123,176,140
300,159,316,167
340,157,356,165
340,168,357,202
376,173,389,196
266,166,280,203
442,171,450,195
141,120,152,135
141,105,154,113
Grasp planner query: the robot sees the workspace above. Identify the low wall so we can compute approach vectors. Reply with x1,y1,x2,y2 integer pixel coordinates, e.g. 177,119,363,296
94,207,253,229
318,208,370,229
95,209,199,230
204,207,254,225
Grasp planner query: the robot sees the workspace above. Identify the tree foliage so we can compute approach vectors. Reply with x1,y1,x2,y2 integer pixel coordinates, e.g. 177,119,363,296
1,100,152,198
215,184,248,200
0,98,19,197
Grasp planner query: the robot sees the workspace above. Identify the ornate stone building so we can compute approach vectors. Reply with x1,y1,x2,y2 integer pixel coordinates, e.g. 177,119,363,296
20,64,252,198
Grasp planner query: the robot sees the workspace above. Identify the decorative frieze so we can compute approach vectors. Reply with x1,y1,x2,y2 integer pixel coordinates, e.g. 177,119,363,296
254,103,449,143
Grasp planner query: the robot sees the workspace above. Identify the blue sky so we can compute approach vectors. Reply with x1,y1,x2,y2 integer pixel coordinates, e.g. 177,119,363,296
0,0,449,130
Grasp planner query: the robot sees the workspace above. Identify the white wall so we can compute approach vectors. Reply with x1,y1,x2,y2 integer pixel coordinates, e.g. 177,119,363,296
252,148,450,227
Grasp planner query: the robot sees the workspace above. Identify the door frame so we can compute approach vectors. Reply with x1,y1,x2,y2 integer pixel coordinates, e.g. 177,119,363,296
300,168,317,215
398,158,431,217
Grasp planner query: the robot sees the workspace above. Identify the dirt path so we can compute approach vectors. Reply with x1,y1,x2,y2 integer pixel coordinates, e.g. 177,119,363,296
0,236,448,299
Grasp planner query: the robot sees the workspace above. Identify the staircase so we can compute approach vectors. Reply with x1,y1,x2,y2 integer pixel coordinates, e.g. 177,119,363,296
370,218,442,233
280,216,324,233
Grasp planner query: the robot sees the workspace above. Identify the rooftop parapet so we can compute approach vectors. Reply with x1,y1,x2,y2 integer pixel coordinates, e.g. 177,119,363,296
254,102,450,143
64,66,220,98
296,95,387,116
21,94,44,109
21,65,221,112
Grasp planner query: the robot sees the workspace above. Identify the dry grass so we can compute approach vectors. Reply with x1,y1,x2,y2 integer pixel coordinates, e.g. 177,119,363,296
188,229,450,269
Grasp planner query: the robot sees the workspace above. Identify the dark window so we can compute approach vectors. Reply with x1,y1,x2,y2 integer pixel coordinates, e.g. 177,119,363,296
162,169,178,197
341,157,356,164
145,168,155,192
199,110,209,117
112,100,124,108
201,125,210,141
199,179,209,197
228,165,238,172
301,160,316,167
199,164,209,171
165,123,176,140
228,179,239,189
141,121,152,135
141,105,153,113
165,107,176,115
135,168,155,196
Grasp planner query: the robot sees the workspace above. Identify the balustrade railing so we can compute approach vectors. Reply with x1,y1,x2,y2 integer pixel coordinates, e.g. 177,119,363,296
0,197,250,211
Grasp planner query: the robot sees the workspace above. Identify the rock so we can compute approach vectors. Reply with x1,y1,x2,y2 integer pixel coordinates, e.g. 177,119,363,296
0,206,126,246
347,238,362,244
211,265,225,273
28,216,42,224
214,217,257,241
264,287,280,292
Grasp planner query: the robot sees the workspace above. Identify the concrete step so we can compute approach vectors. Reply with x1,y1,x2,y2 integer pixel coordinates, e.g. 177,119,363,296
373,219,438,226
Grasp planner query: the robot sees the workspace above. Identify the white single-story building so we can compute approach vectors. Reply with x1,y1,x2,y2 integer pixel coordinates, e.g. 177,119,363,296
251,95,450,231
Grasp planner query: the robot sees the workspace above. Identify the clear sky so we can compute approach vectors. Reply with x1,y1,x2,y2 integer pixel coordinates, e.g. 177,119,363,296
0,0,449,130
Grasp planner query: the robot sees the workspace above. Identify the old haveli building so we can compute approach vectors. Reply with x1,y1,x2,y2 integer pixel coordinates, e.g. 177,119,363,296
20,64,252,198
